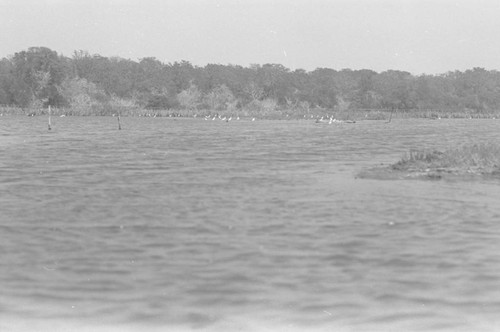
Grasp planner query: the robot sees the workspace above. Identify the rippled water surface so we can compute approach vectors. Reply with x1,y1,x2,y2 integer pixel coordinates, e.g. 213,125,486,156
1,116,500,331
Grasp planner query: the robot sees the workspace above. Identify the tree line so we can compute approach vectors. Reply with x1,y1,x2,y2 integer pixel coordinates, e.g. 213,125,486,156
1,46,500,115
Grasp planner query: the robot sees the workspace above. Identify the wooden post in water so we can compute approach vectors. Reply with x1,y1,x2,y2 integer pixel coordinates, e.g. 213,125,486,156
386,106,395,124
48,105,52,130
117,113,122,130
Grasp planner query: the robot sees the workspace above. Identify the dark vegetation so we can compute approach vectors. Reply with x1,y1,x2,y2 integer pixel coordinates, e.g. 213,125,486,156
2,47,500,118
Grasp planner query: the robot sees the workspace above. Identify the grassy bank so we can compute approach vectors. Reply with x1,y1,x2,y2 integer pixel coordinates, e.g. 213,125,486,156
392,143,500,176
358,143,500,180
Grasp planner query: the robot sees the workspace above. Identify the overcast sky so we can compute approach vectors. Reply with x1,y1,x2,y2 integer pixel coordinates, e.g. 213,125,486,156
1,0,499,74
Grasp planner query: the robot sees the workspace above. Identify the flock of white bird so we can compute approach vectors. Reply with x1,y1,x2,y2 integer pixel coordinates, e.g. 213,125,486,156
203,114,256,122
198,114,356,123
314,116,356,124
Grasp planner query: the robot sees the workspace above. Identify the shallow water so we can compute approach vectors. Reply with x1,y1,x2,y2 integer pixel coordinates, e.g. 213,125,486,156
1,116,500,331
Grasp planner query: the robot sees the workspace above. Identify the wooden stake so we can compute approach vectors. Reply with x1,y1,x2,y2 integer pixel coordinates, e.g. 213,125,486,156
117,113,122,130
48,105,52,130
386,107,395,124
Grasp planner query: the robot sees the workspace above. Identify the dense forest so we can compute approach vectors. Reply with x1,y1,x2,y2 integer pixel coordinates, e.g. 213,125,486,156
1,47,500,116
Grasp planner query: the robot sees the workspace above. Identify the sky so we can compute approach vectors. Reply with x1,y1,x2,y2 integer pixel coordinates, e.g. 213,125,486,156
1,0,500,75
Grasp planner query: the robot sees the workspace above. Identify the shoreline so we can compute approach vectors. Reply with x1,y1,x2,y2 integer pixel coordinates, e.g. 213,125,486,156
1,106,499,121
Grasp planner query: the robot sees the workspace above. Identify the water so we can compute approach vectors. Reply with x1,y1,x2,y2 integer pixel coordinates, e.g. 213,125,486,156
1,116,500,331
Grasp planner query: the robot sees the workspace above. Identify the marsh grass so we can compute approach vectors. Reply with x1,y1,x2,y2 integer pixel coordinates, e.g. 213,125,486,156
392,143,500,176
